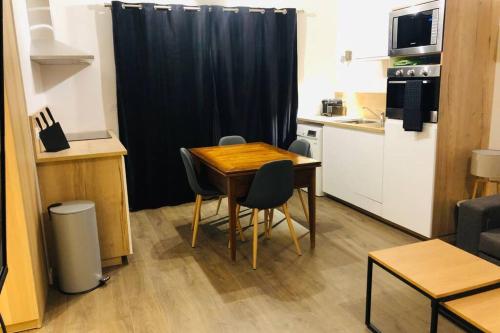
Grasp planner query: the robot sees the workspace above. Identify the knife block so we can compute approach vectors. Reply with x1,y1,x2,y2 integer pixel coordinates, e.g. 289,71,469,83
29,112,70,153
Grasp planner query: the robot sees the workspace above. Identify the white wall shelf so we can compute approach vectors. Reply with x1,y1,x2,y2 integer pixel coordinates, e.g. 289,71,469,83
30,39,94,65
353,56,390,62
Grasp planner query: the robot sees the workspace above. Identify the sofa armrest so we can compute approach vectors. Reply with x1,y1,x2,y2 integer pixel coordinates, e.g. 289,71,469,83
456,195,500,255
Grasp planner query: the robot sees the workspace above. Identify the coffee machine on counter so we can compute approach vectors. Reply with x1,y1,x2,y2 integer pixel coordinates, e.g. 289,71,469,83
321,99,345,117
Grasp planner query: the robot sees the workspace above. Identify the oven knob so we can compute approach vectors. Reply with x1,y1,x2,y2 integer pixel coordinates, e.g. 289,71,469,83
420,69,429,76
407,69,416,76
395,69,404,76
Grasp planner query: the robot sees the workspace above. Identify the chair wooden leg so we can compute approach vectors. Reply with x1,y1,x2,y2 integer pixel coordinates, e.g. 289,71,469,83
488,180,500,196
252,208,259,270
268,209,274,239
215,196,223,215
473,178,492,198
192,194,202,231
483,179,490,196
236,204,245,241
297,188,309,223
191,195,203,248
248,210,255,227
482,180,489,197
472,179,481,198
264,209,270,238
283,203,302,256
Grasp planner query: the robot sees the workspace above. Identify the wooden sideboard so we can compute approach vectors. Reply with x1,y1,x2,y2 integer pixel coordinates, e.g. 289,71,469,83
35,131,133,268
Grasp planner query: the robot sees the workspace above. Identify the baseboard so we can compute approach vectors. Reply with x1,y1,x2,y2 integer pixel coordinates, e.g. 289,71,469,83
101,256,123,268
7,319,41,333
325,194,429,241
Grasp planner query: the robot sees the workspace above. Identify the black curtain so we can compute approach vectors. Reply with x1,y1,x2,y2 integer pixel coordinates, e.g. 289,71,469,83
211,7,298,147
111,2,298,210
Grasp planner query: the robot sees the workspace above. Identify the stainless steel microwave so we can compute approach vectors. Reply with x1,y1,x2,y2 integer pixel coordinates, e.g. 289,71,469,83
389,0,445,56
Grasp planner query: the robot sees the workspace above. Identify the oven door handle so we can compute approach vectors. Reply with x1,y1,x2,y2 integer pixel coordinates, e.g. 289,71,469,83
388,80,430,84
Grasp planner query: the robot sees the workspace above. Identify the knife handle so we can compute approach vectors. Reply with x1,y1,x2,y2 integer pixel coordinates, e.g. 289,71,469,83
35,117,43,130
40,112,50,127
45,107,55,124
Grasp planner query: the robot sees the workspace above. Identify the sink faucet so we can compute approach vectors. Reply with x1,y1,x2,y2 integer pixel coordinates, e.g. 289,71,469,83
363,107,385,126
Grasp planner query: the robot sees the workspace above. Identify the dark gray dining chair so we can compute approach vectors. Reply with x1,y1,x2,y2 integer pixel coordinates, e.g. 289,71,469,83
215,135,248,216
288,139,312,223
289,139,311,158
218,135,246,146
180,148,245,247
237,160,302,269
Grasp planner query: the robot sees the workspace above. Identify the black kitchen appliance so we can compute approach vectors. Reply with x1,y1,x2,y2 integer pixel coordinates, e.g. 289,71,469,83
386,65,440,130
321,99,345,117
389,0,445,57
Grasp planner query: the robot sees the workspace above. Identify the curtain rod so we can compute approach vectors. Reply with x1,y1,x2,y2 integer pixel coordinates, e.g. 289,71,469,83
103,3,303,14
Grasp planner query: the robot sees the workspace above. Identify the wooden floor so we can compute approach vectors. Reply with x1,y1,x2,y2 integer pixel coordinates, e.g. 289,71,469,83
34,194,464,333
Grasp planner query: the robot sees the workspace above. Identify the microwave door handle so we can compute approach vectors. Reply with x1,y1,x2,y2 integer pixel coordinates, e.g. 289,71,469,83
388,80,430,84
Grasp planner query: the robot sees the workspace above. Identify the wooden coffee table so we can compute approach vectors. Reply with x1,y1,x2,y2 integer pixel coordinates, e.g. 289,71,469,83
441,288,500,333
366,240,500,333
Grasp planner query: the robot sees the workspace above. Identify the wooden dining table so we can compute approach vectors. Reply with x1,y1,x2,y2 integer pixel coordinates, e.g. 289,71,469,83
190,142,321,261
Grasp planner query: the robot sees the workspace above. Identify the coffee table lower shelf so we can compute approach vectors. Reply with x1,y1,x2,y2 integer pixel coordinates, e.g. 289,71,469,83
438,306,484,333
365,257,500,333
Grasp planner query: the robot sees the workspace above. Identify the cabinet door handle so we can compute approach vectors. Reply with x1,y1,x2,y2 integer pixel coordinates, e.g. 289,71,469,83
388,80,429,84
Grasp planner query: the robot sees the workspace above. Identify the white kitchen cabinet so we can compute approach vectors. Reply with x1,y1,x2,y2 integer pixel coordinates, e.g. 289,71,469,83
323,125,384,215
336,0,408,60
334,0,396,93
382,119,437,237
351,2,391,59
336,1,390,59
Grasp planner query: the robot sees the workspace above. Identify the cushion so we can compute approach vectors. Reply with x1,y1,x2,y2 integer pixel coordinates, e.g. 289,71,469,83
479,228,500,259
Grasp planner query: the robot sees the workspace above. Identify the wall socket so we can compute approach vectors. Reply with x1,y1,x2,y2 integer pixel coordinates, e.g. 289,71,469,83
341,50,353,63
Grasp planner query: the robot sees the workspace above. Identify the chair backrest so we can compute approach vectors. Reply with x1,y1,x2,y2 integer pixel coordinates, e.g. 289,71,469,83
288,139,311,158
219,135,246,146
243,160,294,209
179,148,203,195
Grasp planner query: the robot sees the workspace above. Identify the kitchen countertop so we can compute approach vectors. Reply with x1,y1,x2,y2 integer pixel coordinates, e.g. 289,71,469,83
297,114,385,134
35,130,127,163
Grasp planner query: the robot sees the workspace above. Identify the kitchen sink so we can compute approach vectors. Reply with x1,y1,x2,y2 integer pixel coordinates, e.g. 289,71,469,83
343,119,379,124
340,119,384,129
363,122,384,128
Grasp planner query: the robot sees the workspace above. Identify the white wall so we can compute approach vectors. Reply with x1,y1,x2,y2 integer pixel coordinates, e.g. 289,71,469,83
42,0,109,133
12,1,110,133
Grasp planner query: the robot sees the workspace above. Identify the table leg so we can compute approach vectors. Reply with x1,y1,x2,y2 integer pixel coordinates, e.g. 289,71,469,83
227,178,237,261
0,312,6,333
308,169,316,249
365,258,383,333
430,299,439,333
365,257,374,328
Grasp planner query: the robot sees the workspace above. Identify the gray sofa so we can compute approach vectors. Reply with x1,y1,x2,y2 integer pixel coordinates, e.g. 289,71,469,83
456,195,500,265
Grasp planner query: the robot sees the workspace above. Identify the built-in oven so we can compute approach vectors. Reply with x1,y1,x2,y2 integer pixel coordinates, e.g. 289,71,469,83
389,0,445,56
386,65,440,124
